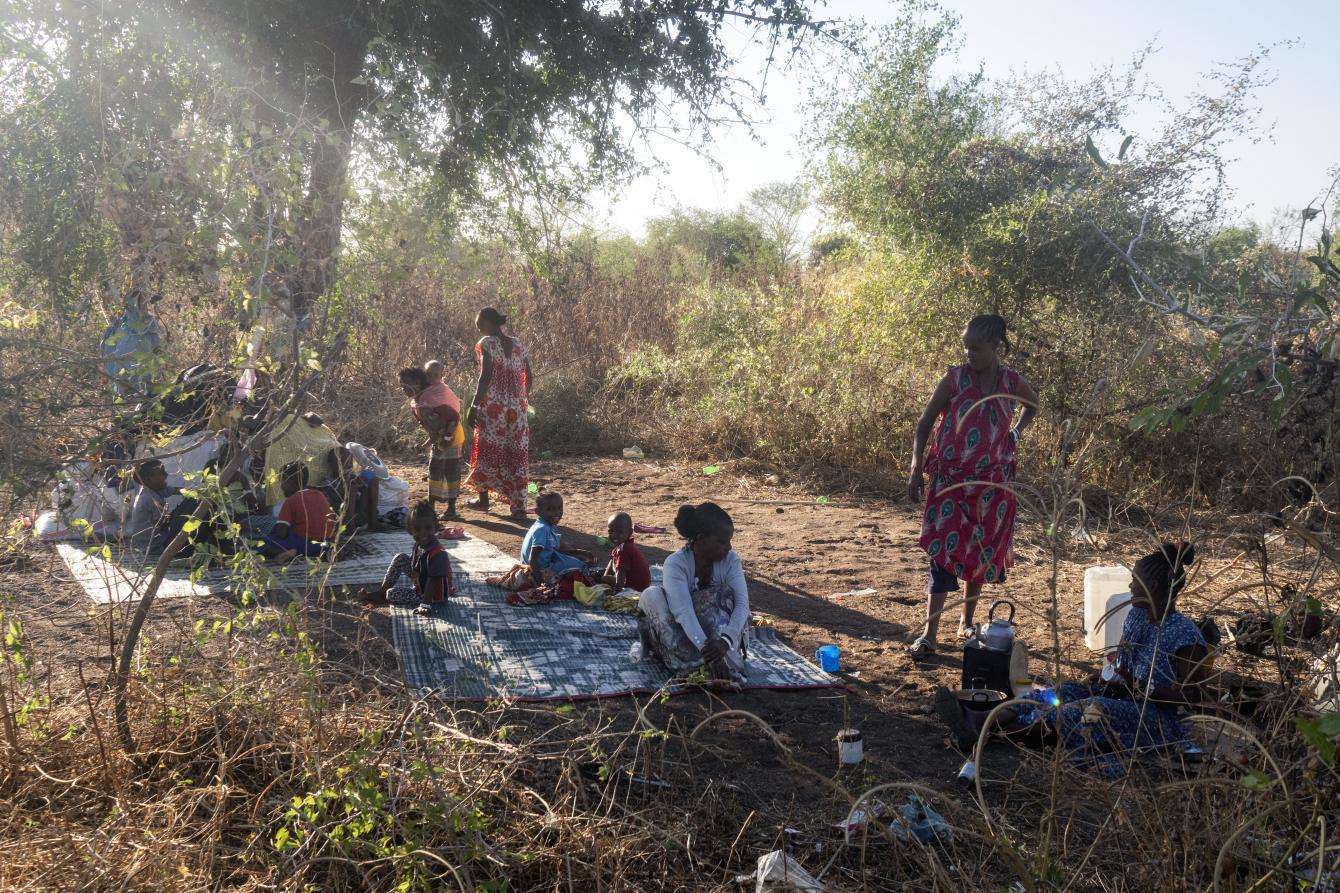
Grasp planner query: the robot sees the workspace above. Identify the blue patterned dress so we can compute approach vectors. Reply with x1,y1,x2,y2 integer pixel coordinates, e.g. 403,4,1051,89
1018,607,1206,777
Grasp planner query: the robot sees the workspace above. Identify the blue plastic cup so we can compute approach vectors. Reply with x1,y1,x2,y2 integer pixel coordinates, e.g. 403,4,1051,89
815,644,841,673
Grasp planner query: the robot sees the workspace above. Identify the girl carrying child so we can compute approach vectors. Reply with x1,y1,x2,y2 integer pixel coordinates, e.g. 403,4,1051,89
906,314,1038,657
399,366,465,521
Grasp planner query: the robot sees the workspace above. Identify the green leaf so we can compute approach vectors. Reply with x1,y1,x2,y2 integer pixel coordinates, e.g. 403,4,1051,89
539,450,553,459
702,465,721,476
816,496,829,505
1240,770,1273,790
527,483,538,495
1117,134,1134,160
1295,715,1337,766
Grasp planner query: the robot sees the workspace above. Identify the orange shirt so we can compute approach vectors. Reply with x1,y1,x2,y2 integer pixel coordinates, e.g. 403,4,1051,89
277,488,336,543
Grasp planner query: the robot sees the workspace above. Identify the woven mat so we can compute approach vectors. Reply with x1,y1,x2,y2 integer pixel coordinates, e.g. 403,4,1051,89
391,535,839,701
57,530,838,700
57,531,420,604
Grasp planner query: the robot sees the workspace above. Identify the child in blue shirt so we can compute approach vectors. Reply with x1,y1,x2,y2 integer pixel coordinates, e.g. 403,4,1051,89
520,492,594,583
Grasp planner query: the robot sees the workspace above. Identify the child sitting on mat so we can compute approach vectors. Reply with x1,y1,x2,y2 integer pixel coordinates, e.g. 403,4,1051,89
345,442,409,530
599,512,652,592
522,491,595,582
487,491,594,592
362,500,454,615
262,461,336,563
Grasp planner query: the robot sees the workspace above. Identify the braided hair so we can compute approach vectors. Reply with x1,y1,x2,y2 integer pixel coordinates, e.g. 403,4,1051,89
398,367,429,388
408,499,437,530
965,314,1010,354
1132,541,1197,614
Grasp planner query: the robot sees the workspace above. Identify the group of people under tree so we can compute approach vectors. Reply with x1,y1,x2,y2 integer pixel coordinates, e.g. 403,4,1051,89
113,303,1215,763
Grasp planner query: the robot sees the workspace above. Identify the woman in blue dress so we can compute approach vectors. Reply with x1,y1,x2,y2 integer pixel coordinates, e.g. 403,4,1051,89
1007,542,1210,776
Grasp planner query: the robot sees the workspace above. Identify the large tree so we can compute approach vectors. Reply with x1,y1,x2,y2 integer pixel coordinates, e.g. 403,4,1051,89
188,0,828,325
3,0,829,338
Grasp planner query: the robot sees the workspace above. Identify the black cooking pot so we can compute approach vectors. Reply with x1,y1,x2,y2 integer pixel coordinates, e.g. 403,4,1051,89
955,680,1009,735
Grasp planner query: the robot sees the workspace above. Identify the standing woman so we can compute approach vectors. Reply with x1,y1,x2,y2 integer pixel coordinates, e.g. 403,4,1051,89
465,307,532,523
907,314,1038,658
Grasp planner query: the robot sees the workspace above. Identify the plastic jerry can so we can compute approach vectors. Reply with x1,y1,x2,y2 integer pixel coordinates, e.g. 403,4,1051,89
1084,565,1132,652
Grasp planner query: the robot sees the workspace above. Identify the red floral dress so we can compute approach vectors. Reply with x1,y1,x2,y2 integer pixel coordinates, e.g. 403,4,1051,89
917,364,1021,584
467,335,530,510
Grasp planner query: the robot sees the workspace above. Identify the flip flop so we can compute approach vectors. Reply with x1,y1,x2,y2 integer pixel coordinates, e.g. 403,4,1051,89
633,523,666,534
437,526,467,541
907,636,936,659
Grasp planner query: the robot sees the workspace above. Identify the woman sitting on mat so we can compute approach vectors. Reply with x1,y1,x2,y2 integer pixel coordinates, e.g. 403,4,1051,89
1003,542,1210,777
637,502,749,686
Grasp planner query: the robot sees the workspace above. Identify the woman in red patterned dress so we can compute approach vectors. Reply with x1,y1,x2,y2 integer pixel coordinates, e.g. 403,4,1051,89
465,308,532,523
906,315,1039,658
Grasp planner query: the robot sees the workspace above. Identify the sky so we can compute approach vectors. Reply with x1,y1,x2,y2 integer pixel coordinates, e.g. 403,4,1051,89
593,0,1340,237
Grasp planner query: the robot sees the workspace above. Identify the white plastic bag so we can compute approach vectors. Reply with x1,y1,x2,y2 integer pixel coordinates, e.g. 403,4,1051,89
736,851,826,893
377,475,410,514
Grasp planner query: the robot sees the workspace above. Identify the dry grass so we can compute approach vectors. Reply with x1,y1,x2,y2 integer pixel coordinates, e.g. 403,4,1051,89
2,449,1337,891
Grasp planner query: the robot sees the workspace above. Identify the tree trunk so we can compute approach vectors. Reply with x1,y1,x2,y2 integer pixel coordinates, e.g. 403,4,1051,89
287,26,371,323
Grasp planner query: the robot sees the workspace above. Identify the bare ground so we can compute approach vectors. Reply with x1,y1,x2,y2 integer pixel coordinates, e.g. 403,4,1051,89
1,454,1319,884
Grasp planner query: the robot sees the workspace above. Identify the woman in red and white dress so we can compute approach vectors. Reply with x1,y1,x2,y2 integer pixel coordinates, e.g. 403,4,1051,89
465,307,532,523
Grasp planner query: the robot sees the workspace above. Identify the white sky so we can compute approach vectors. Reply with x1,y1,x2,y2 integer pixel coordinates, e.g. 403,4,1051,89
591,0,1340,237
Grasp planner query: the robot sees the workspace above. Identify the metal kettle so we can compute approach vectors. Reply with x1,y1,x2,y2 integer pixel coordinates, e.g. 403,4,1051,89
974,600,1016,652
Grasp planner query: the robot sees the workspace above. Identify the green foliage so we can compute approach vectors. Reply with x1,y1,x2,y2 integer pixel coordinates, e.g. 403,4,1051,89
1295,713,1340,767
645,208,782,276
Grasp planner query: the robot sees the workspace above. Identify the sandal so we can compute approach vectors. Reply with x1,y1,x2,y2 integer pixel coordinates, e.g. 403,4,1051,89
907,636,936,659
465,497,490,511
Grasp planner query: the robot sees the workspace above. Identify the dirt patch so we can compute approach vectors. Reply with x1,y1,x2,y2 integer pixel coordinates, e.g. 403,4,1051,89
4,454,1323,873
